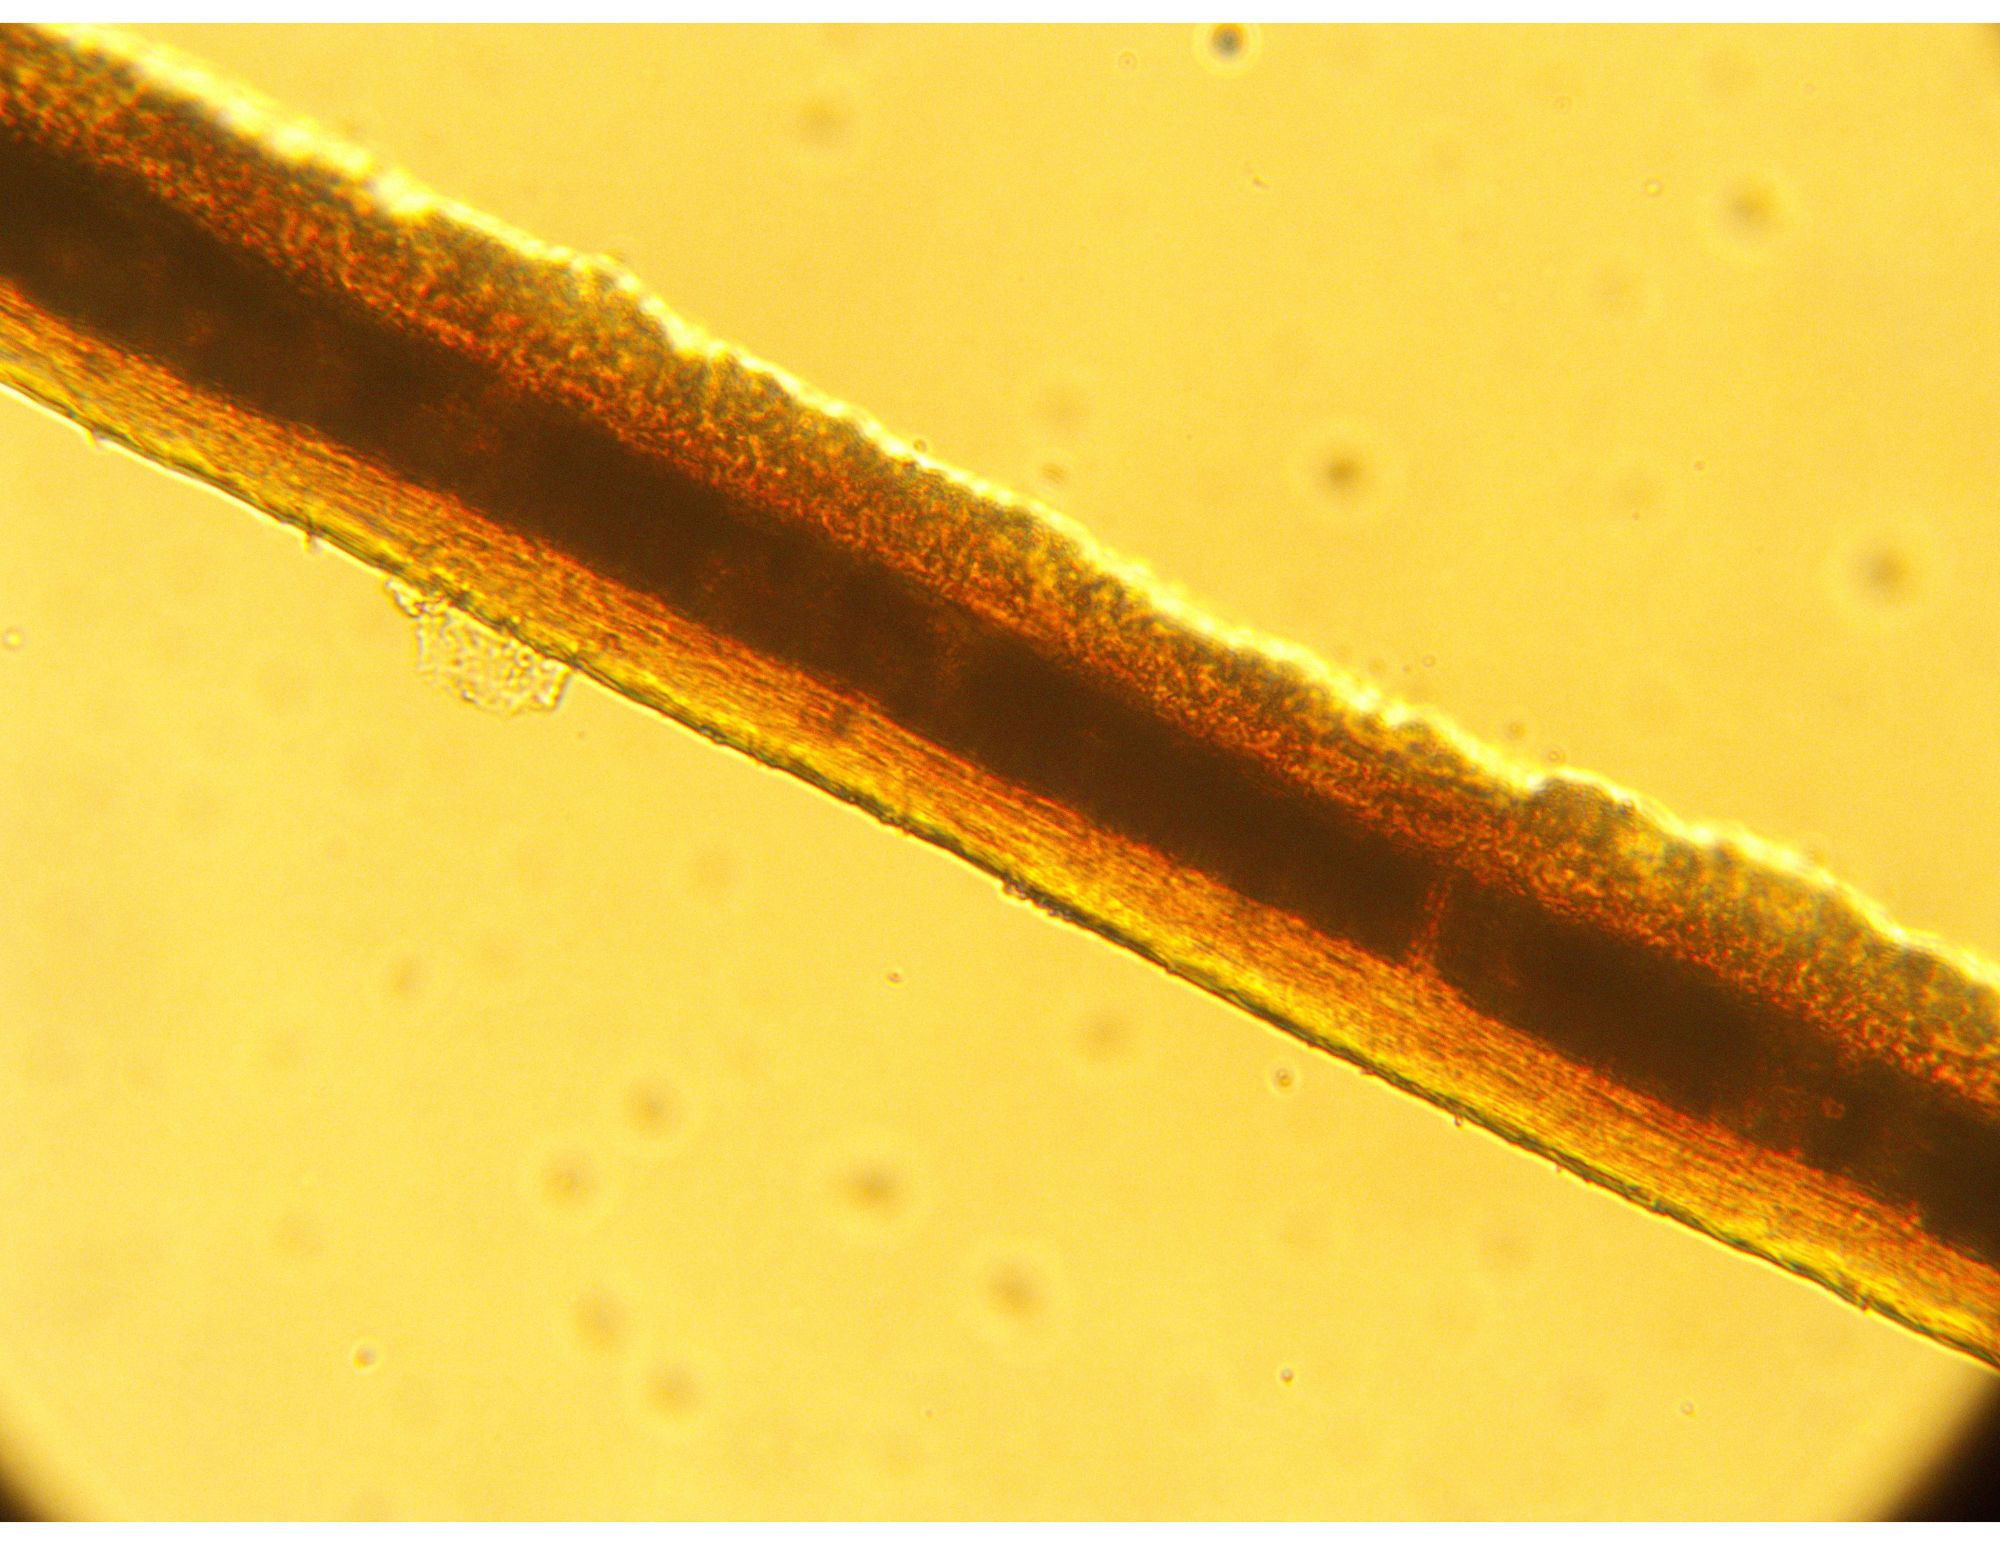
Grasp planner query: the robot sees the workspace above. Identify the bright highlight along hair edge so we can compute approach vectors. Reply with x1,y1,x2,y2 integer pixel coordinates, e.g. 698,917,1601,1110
2,23,1998,1369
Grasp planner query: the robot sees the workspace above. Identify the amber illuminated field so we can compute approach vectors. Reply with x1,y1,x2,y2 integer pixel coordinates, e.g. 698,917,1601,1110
3,22,1998,1520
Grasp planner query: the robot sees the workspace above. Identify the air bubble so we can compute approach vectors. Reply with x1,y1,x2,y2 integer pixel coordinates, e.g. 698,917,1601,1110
1722,180,1778,237
572,1287,626,1354
1075,1009,1133,1064
967,1244,1065,1341
0,627,22,651
835,1158,909,1222
387,956,425,998
1032,376,1092,438
1593,255,1653,320
1321,452,1367,498
1704,49,1754,99
985,1259,1045,1323
270,1211,323,1261
795,91,853,152
688,844,737,901
1198,23,1259,73
532,1145,605,1218
385,576,570,717
643,1359,704,1425
1713,173,1795,251
1831,526,1940,627
1858,545,1914,601
623,1080,682,1146
1298,420,1400,526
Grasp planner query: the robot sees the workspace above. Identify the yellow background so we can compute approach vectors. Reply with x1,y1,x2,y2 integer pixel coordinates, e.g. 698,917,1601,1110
2,24,1998,1518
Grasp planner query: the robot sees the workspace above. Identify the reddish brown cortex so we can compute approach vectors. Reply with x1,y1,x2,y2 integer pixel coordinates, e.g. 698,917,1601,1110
3,24,1997,1367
